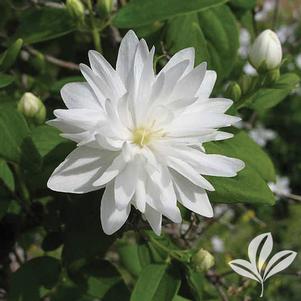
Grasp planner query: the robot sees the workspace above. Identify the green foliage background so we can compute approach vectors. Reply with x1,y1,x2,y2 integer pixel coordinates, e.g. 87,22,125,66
0,0,300,300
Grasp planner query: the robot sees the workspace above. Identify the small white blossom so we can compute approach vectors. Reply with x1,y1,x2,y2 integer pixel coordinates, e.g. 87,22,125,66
47,31,244,235
255,1,275,21
249,124,276,147
268,176,291,199
249,30,282,71
211,235,225,253
239,28,251,59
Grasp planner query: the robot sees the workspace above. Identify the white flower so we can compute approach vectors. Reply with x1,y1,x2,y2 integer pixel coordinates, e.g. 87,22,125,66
248,124,276,147
268,176,291,199
47,30,245,235
249,30,282,71
211,235,224,253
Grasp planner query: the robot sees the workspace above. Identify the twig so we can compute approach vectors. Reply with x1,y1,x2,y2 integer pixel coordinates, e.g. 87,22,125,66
25,46,80,71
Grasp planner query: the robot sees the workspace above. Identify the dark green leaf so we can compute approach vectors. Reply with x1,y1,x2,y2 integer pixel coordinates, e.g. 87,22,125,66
62,193,114,270
205,130,275,182
205,131,275,205
14,8,76,44
0,107,30,162
0,160,15,191
113,0,227,28
9,256,61,301
0,39,23,71
229,0,256,9
165,13,209,65
73,259,130,300
0,73,14,88
187,268,204,301
166,5,239,79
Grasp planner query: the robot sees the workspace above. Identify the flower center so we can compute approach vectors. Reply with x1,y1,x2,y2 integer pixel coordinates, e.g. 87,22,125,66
132,126,165,147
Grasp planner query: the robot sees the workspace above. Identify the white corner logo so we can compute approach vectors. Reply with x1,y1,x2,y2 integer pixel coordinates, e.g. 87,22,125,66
228,232,297,297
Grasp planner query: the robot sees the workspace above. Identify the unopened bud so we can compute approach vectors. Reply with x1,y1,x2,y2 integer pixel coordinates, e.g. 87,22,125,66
249,30,282,72
238,74,255,95
66,0,85,24
18,92,46,125
266,68,280,84
98,0,113,15
225,82,241,102
191,248,215,272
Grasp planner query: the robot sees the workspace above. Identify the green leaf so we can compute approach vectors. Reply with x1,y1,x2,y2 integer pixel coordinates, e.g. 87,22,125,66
229,0,256,9
166,5,239,79
206,130,275,182
165,13,209,65
0,107,30,162
113,0,226,28
14,8,76,44
0,39,23,71
62,193,114,270
0,73,14,88
31,125,66,157
187,268,204,301
245,73,300,111
9,256,61,301
205,131,275,205
173,296,192,301
131,264,181,301
117,242,142,277
198,5,239,78
0,160,15,191
72,259,130,300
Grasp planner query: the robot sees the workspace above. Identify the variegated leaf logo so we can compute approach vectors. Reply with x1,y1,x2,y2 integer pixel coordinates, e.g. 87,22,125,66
228,232,297,297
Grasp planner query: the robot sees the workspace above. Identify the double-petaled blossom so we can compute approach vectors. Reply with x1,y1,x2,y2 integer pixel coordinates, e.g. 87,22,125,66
47,30,245,235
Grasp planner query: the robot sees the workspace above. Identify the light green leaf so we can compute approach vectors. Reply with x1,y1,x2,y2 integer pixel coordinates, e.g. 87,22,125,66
117,242,142,277
245,73,300,111
9,257,61,301
0,160,15,191
131,264,181,301
113,0,226,28
0,73,14,88
31,125,66,157
0,39,23,71
14,8,76,44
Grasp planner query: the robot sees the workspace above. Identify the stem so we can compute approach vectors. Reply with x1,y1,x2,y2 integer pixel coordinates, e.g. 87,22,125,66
260,281,264,298
142,231,186,262
86,0,102,52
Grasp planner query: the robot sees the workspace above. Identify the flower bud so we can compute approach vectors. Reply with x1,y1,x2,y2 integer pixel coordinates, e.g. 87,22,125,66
225,82,242,102
238,74,255,95
191,248,215,272
66,0,85,24
98,0,113,16
248,29,282,72
18,92,46,125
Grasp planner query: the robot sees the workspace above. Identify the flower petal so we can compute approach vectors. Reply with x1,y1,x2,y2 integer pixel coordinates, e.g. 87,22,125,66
61,82,101,110
47,146,115,193
116,30,139,85
101,183,131,235
144,204,162,235
171,170,213,217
